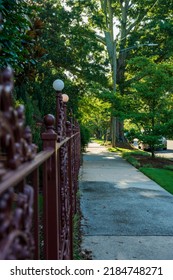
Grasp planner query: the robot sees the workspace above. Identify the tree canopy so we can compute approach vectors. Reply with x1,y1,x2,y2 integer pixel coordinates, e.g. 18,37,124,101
114,57,173,156
1,0,173,149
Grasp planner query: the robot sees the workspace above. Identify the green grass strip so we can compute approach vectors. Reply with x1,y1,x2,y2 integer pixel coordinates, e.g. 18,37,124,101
140,167,173,195
108,147,149,156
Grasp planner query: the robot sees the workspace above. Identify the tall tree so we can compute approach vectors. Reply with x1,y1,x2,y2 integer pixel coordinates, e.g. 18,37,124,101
63,0,173,143
114,57,173,157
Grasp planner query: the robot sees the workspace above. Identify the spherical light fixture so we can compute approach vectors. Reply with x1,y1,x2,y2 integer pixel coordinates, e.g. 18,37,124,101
62,94,69,103
53,79,64,91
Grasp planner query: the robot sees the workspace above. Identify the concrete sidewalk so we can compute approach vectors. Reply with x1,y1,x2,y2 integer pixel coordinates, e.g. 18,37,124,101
79,142,173,260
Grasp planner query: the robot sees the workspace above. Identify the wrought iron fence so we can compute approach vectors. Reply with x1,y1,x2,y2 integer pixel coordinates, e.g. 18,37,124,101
0,67,81,260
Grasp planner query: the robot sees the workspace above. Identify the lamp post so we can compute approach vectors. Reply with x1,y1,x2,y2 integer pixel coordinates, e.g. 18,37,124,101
52,82,72,258
62,93,69,135
53,79,64,141
62,93,69,122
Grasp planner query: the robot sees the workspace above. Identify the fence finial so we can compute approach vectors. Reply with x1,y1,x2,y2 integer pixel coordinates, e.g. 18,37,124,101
43,114,56,134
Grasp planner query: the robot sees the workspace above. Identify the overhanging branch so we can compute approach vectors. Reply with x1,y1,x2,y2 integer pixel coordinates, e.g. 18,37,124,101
95,34,106,45
125,73,147,87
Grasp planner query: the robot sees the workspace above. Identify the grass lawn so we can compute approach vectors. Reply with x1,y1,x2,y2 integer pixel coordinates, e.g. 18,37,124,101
108,147,150,168
140,168,173,195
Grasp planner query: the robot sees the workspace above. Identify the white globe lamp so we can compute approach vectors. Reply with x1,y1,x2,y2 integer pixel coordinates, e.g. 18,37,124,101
62,94,69,103
53,79,64,91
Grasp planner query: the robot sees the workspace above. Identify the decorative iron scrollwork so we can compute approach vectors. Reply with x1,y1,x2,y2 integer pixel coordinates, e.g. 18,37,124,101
0,185,34,259
0,58,37,258
0,67,37,174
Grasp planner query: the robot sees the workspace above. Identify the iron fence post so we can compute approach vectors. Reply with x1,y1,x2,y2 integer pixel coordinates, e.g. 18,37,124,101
41,114,59,260
67,121,73,259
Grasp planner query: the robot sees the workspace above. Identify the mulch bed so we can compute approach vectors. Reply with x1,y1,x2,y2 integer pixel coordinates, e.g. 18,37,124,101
116,142,173,169
132,154,173,169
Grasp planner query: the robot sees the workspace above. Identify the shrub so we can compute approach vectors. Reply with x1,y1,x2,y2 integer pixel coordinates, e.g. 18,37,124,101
80,125,90,151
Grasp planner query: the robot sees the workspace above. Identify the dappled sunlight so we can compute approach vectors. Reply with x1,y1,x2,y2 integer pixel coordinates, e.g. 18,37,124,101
115,180,144,189
114,177,161,191
117,177,151,186
114,182,164,197
115,182,129,189
139,191,161,198
103,156,116,160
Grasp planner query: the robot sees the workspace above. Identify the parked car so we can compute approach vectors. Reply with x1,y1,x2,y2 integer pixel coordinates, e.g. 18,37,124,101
138,137,167,151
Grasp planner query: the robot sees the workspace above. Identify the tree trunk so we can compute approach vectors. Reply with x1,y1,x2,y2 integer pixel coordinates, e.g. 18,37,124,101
111,116,116,147
151,147,155,159
118,119,126,142
101,0,130,145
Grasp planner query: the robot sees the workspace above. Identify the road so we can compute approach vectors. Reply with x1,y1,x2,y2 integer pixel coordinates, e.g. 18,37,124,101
155,140,173,160
133,140,173,160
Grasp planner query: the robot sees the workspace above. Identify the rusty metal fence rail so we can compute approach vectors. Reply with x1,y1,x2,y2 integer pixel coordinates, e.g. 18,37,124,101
0,67,81,260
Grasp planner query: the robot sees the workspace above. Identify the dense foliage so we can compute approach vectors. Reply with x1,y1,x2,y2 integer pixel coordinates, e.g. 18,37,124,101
113,57,173,156
0,0,108,147
1,0,173,153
